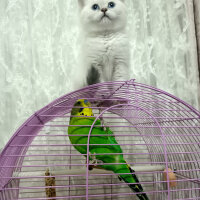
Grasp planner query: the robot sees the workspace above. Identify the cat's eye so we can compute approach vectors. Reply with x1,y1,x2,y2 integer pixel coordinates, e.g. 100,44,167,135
92,4,100,10
108,2,115,8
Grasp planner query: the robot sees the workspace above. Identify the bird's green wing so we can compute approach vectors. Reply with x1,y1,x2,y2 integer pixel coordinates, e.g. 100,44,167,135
68,99,149,200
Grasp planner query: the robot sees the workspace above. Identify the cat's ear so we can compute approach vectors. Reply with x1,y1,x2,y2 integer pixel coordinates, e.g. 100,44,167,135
78,0,85,8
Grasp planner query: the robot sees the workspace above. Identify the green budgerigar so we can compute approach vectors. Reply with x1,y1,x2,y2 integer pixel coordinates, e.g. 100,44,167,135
68,99,149,200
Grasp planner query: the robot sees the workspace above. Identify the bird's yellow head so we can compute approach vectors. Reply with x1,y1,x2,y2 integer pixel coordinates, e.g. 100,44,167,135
71,99,93,117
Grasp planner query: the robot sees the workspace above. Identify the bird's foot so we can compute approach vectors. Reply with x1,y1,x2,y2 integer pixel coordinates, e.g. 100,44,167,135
87,152,104,170
90,157,103,166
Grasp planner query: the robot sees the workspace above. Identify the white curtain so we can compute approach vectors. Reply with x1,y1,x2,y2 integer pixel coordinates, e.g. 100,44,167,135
0,0,199,149
194,0,200,79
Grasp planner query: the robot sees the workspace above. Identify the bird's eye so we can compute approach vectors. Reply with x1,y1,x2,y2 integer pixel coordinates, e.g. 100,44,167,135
84,99,88,104
92,4,99,10
108,2,115,8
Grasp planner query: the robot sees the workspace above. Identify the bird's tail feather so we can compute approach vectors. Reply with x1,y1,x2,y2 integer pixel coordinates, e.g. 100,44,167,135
120,167,149,200
127,182,149,200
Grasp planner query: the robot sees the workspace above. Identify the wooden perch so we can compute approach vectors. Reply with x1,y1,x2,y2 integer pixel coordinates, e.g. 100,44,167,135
52,165,165,176
14,165,165,178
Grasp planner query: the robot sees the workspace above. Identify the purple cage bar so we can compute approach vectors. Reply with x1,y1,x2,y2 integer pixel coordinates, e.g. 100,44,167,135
0,80,200,200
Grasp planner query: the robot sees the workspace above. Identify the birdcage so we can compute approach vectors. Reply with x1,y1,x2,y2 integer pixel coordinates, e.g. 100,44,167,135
0,80,200,200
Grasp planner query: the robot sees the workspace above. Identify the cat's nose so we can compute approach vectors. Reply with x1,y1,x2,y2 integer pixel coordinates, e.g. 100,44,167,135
101,8,108,13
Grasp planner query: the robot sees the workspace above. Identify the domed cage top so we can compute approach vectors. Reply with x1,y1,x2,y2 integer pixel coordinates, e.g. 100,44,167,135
0,80,200,200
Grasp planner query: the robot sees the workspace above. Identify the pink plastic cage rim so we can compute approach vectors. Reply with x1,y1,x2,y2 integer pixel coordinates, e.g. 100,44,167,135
0,79,200,196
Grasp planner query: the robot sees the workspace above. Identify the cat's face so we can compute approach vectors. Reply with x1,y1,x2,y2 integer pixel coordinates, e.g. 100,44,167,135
78,0,127,34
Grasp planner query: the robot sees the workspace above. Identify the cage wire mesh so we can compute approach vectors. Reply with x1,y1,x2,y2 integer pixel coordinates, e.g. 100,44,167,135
0,80,200,200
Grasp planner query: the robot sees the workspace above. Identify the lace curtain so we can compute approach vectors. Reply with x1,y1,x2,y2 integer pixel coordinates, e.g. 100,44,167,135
0,0,199,149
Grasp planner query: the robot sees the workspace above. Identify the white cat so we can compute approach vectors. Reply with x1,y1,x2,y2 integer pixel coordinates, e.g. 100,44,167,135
73,0,130,90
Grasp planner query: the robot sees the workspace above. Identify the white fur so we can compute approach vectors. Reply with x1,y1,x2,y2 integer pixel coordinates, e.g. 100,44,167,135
73,0,130,90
